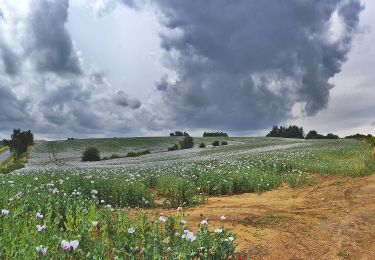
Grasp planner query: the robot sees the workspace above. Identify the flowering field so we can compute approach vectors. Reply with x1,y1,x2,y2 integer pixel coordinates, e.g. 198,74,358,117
0,137,374,258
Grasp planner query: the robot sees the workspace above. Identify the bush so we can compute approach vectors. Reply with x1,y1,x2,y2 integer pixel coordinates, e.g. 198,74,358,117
199,142,206,148
126,150,151,157
168,144,179,151
221,141,228,146
180,136,194,149
110,153,122,159
81,147,100,162
212,140,220,147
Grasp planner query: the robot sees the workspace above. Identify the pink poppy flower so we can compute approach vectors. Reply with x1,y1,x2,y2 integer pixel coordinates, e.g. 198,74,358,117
61,240,79,251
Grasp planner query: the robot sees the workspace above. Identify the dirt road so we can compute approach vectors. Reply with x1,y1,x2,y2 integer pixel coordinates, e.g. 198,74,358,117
168,174,375,259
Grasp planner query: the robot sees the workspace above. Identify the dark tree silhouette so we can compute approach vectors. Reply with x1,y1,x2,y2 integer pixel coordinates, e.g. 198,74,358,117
9,129,34,160
266,125,304,139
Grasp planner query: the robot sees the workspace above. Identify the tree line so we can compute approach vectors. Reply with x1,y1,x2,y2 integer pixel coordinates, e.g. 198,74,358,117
203,132,229,137
266,125,304,139
266,125,373,140
170,131,190,137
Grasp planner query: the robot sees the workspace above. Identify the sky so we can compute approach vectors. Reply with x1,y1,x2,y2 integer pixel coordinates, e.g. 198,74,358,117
0,0,374,140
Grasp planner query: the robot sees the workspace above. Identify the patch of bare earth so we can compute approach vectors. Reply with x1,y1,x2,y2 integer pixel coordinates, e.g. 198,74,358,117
146,174,375,259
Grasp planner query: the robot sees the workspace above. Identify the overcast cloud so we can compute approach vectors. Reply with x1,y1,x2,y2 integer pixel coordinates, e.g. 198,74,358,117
0,0,373,139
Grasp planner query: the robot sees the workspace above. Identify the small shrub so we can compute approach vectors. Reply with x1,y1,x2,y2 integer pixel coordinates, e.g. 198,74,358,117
110,153,122,159
81,147,100,162
212,140,220,147
199,142,206,148
168,144,179,151
127,152,138,157
126,150,151,158
221,141,228,146
180,136,194,149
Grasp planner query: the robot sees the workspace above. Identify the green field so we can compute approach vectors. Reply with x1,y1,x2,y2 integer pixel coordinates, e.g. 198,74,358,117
0,137,374,258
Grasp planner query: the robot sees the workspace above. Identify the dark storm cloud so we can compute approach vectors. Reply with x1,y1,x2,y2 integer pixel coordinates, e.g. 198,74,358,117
28,0,82,74
155,76,170,91
122,0,363,131
0,41,19,75
0,85,30,129
113,90,142,109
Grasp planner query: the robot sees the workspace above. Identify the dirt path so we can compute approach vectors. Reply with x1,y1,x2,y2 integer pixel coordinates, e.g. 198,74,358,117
161,174,375,259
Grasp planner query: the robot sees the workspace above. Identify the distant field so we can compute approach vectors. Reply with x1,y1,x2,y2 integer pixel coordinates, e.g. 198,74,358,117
0,137,374,258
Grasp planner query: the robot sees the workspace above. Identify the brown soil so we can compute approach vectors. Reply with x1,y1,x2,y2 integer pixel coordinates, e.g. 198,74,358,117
147,173,375,259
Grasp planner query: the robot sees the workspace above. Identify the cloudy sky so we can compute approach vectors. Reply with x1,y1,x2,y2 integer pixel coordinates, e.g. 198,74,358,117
0,0,374,140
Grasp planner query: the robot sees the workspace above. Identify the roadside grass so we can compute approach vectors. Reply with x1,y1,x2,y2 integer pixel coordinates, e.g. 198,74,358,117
0,151,29,174
0,146,9,153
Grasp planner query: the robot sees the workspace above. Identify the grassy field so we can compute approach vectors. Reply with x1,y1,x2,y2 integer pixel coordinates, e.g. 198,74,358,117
0,137,374,258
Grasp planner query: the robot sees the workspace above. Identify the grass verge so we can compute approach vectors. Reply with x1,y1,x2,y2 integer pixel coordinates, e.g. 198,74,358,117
0,151,29,174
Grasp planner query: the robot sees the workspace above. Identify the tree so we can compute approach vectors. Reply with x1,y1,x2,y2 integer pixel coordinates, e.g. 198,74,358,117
9,129,34,160
326,133,339,139
203,132,229,137
305,130,323,139
82,147,101,162
266,125,304,139
306,130,339,139
180,136,194,149
2,139,10,147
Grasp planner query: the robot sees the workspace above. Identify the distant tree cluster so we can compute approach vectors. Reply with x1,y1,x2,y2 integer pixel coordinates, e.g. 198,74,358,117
305,131,339,139
3,129,34,160
67,138,76,140
345,133,373,139
170,131,190,137
1,139,10,147
266,125,304,139
203,132,229,137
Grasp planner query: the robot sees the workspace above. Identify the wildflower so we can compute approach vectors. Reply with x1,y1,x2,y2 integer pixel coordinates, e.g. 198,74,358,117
1,209,9,216
159,216,167,223
36,245,48,256
182,230,196,242
128,227,136,234
220,215,226,221
200,219,208,226
91,189,98,195
92,221,99,227
177,206,183,211
180,220,187,225
36,212,44,220
215,227,223,234
37,225,46,232
61,240,79,251
228,236,235,241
